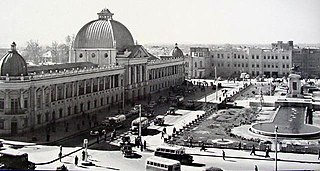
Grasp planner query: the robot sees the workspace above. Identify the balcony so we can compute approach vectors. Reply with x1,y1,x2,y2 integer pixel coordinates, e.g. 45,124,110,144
4,109,28,115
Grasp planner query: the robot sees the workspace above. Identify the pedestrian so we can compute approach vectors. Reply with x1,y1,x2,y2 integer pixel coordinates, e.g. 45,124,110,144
250,145,256,155
96,135,99,144
161,131,165,139
60,145,63,154
265,147,270,158
238,142,241,150
222,150,225,160
173,127,176,134
58,151,62,162
200,141,206,152
189,136,193,148
318,149,320,160
144,140,147,150
163,127,167,134
254,165,258,171
74,155,78,166
82,150,85,161
140,143,143,152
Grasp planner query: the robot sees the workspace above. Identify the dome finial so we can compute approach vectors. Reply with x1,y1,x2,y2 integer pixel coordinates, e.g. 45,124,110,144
11,42,17,51
98,8,114,20
175,43,178,47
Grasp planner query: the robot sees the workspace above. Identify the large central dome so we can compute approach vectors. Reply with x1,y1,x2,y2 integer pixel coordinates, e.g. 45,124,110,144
73,9,134,51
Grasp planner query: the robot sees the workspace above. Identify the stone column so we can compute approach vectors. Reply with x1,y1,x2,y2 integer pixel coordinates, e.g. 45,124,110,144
20,90,24,109
84,80,87,94
140,65,143,82
72,82,75,97
97,77,100,91
91,79,94,93
134,65,137,84
103,76,106,90
63,84,67,99
55,85,58,101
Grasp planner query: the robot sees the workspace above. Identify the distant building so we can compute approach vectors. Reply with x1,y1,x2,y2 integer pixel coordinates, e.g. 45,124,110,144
187,42,293,79
292,48,320,78
271,41,293,51
0,9,185,135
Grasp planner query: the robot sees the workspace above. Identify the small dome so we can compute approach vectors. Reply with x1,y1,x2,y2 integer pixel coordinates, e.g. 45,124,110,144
171,43,184,57
73,8,134,51
0,42,28,76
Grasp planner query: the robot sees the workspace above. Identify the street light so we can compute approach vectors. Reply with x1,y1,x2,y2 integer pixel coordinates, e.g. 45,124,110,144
275,125,278,171
134,104,142,137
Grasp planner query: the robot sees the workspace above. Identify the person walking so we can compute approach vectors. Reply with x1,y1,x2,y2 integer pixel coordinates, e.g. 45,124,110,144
74,155,78,166
265,147,270,158
318,149,320,160
254,165,258,171
200,141,206,152
144,140,147,150
238,142,241,150
173,127,176,134
222,150,225,160
161,131,165,139
58,151,62,162
82,150,85,161
250,145,256,155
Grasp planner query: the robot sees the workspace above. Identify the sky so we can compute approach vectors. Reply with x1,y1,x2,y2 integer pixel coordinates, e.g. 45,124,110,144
0,0,319,47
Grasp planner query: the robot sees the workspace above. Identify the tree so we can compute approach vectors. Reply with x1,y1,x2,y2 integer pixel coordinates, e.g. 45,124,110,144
24,40,43,64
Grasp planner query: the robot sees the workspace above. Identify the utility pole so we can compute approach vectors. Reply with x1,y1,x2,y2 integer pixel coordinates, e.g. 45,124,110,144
138,104,142,137
215,66,218,111
275,125,278,171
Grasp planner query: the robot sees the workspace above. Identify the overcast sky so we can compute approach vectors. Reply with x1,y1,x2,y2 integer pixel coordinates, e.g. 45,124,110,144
0,0,319,47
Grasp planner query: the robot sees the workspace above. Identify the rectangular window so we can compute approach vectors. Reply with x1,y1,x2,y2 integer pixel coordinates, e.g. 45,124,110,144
0,119,4,129
286,56,289,59
275,56,278,59
252,64,255,68
234,64,237,67
264,56,266,59
242,55,244,59
283,64,285,68
256,55,259,59
268,56,270,59
282,56,285,59
257,64,260,68
264,65,266,68
0,99,4,110
252,55,254,59
221,54,224,58
234,54,236,58
293,82,297,90
238,55,240,59
217,54,220,58
271,56,274,59
287,64,289,68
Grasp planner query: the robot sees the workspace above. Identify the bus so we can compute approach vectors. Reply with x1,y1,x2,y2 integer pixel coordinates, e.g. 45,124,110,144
0,149,35,170
130,117,149,134
154,145,193,165
146,156,181,171
102,114,126,128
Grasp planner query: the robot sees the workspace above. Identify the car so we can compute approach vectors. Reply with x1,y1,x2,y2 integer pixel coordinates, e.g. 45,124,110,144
148,101,157,108
185,100,195,109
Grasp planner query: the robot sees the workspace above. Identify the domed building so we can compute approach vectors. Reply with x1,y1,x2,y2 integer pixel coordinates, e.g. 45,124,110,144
0,42,28,77
0,8,185,136
170,43,184,58
70,8,135,66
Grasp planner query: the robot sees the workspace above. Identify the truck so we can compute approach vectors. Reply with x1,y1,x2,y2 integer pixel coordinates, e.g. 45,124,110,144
130,117,149,134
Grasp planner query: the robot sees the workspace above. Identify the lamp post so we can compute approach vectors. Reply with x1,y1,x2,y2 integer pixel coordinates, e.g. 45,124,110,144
275,125,278,171
134,104,142,137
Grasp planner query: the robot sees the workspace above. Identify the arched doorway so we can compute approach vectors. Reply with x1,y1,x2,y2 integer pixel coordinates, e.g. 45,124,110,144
11,117,18,135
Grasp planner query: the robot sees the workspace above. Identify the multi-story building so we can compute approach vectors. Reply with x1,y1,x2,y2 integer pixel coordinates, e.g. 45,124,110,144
186,47,210,79
0,8,185,135
271,41,294,51
292,48,320,78
187,43,292,79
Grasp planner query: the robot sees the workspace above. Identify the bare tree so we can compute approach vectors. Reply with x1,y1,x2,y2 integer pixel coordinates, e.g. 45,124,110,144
24,40,43,64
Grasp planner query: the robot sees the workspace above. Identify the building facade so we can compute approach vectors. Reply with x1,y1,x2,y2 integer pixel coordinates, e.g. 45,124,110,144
0,9,185,135
292,48,320,78
187,43,293,79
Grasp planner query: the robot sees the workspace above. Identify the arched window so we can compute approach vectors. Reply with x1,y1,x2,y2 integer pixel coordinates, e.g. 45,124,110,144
79,53,83,58
194,62,197,68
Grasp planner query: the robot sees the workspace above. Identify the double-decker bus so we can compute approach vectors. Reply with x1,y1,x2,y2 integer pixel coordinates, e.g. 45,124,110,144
154,145,193,165
146,156,181,171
